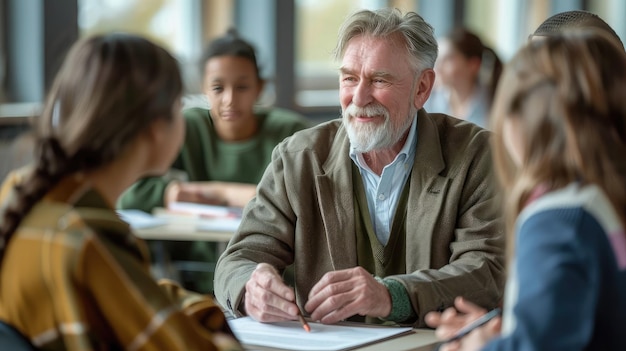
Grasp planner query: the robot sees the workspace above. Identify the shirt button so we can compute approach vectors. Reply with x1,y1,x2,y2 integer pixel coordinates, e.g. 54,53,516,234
378,194,385,200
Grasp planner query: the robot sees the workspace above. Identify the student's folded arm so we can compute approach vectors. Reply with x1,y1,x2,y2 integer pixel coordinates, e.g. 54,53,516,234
117,176,171,212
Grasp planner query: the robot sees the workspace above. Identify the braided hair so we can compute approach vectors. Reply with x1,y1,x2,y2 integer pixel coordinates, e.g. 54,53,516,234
0,33,183,262
532,10,623,50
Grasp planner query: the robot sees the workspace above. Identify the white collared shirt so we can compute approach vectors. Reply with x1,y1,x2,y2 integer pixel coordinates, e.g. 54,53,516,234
349,116,418,245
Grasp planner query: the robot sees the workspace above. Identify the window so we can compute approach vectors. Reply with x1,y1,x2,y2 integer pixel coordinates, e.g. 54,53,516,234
294,0,422,109
77,0,234,94
79,0,199,59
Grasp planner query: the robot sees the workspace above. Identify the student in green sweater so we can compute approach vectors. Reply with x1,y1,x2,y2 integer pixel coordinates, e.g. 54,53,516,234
118,29,310,293
119,29,309,211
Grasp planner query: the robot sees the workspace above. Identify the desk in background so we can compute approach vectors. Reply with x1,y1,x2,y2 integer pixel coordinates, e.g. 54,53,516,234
122,209,239,285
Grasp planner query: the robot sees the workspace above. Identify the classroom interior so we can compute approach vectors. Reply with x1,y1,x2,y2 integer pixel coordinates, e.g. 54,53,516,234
1,2,625,349
2,0,625,182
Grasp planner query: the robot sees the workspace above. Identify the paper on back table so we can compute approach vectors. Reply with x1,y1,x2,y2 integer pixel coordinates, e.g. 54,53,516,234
228,316,413,351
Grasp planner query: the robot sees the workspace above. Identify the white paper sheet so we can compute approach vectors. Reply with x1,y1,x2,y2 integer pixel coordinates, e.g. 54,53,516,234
228,317,413,351
167,201,243,218
117,209,167,229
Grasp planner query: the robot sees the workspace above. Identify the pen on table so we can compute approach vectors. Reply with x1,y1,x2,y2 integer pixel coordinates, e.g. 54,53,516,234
297,306,311,332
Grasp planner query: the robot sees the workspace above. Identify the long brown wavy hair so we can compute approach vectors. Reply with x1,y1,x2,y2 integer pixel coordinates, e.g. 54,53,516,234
0,34,183,262
491,30,626,255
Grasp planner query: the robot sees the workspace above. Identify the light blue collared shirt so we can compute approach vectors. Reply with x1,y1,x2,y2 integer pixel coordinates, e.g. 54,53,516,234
349,116,418,245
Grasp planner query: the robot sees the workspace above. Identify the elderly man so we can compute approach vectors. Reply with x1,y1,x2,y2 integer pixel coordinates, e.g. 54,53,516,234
215,8,504,327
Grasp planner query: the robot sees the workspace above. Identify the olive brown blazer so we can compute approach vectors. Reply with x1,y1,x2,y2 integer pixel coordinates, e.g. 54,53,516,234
215,109,505,327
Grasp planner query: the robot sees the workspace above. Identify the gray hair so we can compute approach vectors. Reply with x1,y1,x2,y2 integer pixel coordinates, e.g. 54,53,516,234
333,8,438,72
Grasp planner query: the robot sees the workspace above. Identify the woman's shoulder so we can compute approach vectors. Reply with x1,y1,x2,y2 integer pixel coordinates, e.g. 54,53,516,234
519,184,618,227
517,184,623,250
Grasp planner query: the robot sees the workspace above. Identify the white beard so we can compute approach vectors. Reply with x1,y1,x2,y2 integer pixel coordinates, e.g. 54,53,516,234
342,103,413,152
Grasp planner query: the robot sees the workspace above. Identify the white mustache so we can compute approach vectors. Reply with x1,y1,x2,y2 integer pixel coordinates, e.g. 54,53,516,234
344,103,389,119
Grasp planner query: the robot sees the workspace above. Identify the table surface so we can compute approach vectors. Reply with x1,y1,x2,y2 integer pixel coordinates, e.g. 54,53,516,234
132,210,441,351
132,209,236,242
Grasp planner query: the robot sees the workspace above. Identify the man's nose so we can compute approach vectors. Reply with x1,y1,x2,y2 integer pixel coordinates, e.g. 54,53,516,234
352,81,373,107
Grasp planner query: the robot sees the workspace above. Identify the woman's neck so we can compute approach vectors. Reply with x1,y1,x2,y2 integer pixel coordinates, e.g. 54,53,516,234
448,82,477,119
83,165,136,208
82,147,148,208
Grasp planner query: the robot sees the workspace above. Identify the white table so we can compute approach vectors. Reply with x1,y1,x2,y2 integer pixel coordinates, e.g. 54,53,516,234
129,210,238,282
133,209,238,243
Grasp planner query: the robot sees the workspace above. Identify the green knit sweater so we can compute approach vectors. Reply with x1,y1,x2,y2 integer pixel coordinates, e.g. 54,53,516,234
118,107,310,212
353,164,417,324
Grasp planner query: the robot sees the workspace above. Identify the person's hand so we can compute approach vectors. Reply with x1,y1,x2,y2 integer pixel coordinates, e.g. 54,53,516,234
165,181,226,206
426,297,501,351
165,181,256,208
244,263,300,323
304,266,391,324
437,317,502,351
425,297,487,340
458,317,501,351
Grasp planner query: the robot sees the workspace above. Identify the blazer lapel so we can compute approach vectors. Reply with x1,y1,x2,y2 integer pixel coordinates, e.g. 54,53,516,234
315,124,357,270
406,110,449,269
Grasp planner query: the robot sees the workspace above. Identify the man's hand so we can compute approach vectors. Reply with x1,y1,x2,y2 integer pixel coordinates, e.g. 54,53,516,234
304,267,391,324
244,263,300,322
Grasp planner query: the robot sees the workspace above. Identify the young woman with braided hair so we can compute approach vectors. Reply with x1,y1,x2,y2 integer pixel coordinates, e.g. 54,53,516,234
0,34,241,350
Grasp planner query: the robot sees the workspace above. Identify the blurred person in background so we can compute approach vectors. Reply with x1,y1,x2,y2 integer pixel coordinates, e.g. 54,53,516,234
425,28,502,129
119,28,309,212
118,28,310,294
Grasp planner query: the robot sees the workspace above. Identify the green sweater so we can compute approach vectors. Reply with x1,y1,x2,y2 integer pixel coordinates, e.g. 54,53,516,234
353,164,416,324
118,107,310,212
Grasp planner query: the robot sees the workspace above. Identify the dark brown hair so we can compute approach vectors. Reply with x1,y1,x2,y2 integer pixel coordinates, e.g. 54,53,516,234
445,27,503,103
201,28,261,81
0,33,183,261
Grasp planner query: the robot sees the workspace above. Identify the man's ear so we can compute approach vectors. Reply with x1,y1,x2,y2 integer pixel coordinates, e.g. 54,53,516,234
414,69,436,109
